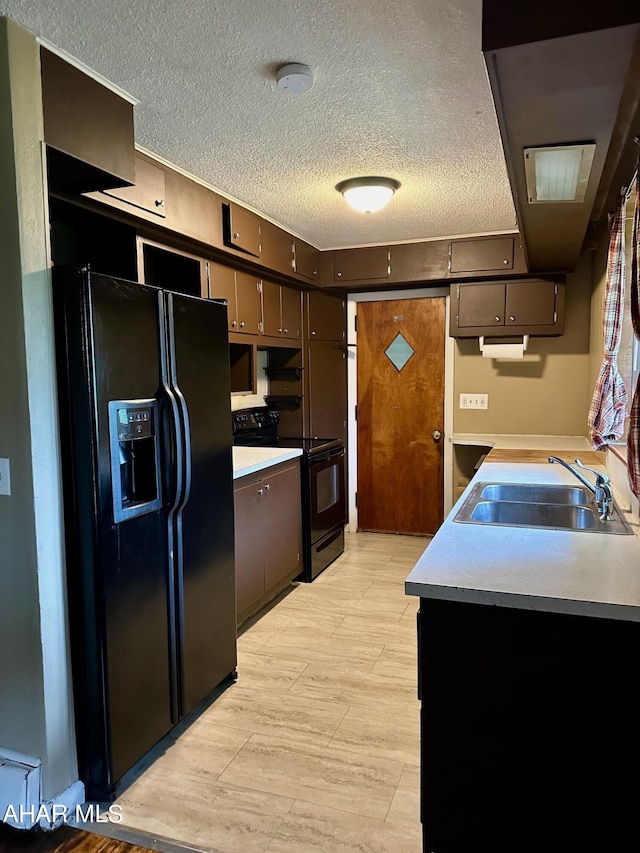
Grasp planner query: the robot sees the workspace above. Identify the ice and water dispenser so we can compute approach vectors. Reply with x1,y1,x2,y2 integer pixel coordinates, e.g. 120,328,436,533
108,400,162,523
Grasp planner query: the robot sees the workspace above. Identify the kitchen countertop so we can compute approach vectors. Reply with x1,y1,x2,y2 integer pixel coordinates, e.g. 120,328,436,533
232,446,303,480
405,460,640,622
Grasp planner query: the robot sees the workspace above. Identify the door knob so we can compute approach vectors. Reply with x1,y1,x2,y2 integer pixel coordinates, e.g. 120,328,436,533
432,430,442,441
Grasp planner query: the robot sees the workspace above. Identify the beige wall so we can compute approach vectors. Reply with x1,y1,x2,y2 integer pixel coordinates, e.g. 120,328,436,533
453,254,594,436
0,18,78,802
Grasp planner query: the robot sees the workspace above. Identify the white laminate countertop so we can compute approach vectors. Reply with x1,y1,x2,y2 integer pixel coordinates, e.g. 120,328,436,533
232,446,303,480
405,461,640,622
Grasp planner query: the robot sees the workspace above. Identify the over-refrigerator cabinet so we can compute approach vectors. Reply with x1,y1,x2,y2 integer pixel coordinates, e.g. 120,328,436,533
54,269,236,801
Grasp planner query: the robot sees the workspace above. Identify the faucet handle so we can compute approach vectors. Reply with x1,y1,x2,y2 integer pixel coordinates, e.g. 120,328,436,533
574,458,610,486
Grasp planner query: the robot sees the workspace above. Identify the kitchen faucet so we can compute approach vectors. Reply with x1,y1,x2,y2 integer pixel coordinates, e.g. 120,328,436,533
548,456,614,521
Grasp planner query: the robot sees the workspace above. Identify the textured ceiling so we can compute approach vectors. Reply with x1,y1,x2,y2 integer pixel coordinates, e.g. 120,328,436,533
1,0,517,249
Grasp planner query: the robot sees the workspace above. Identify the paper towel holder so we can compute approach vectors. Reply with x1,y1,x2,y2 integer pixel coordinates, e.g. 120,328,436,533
479,334,529,357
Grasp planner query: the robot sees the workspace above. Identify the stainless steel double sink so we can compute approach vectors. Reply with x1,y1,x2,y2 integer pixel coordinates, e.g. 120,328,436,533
454,481,633,534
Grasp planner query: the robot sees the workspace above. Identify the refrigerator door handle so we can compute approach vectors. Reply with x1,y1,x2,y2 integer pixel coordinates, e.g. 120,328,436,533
159,293,184,512
166,294,192,512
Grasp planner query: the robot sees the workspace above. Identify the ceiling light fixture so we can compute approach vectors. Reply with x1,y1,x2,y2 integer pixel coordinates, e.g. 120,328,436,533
524,143,596,203
275,63,314,94
336,176,401,213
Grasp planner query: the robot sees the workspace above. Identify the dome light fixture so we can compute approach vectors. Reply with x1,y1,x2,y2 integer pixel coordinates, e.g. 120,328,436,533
336,176,400,213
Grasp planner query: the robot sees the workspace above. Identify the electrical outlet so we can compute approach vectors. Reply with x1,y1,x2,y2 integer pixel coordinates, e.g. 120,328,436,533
459,393,489,410
0,458,11,496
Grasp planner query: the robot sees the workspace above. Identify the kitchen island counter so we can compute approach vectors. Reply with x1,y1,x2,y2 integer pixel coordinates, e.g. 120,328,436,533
406,460,640,621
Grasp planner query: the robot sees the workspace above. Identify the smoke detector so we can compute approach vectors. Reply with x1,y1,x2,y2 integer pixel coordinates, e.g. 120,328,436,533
276,63,314,95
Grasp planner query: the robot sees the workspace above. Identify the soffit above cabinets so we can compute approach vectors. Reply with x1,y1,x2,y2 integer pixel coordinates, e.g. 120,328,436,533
483,1,640,272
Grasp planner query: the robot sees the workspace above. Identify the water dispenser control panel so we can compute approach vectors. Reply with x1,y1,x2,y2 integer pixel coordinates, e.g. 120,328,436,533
108,399,162,524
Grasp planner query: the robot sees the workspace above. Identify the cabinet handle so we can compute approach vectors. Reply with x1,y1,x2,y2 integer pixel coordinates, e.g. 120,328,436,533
240,321,246,328
336,271,342,277
233,232,240,239
503,259,509,265
155,199,165,208
495,316,501,323
277,327,283,333
312,270,317,276
257,488,264,495
231,320,237,327
311,330,316,336
265,484,271,491
283,328,288,334
509,315,516,322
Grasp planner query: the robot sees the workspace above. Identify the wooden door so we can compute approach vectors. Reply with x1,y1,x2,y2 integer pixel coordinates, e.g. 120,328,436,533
263,464,302,591
307,291,346,341
234,476,266,623
357,298,445,535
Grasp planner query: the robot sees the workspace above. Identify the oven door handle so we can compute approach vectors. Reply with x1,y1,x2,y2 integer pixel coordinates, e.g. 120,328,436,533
312,447,345,465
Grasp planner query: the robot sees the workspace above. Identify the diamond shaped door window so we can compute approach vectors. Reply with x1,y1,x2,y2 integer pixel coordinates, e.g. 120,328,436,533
385,333,414,371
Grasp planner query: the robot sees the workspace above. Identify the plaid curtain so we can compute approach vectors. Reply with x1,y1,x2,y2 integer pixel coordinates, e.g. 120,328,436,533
588,197,628,449
627,166,640,497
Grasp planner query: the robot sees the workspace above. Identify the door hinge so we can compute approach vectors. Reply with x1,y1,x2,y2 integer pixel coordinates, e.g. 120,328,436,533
258,321,264,333
448,244,453,272
354,314,358,332
354,405,357,421
355,491,358,507
205,262,210,292
257,280,263,293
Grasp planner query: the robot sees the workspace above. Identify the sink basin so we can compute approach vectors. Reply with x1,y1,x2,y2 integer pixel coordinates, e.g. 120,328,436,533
454,481,633,535
469,500,598,529
479,483,589,506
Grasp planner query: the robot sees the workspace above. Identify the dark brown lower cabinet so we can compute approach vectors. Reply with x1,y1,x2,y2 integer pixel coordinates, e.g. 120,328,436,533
234,461,302,626
418,597,640,853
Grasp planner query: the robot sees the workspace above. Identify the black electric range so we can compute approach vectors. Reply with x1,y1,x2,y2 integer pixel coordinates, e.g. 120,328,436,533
232,407,346,580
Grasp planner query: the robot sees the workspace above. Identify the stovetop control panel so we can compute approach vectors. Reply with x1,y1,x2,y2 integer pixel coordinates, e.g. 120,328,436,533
232,407,279,434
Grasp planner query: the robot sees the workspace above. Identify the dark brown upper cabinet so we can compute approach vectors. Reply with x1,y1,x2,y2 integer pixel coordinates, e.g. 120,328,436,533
138,239,206,298
292,239,321,283
208,261,237,331
235,271,263,334
450,279,565,338
262,281,301,340
260,221,295,277
306,291,346,342
101,154,166,218
334,247,390,283
223,202,262,258
41,48,135,193
449,237,515,273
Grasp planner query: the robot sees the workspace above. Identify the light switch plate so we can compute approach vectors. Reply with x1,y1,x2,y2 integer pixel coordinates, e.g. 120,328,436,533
0,458,11,496
459,393,489,410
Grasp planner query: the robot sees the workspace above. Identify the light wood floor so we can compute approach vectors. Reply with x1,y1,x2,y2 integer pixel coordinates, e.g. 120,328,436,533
114,531,428,853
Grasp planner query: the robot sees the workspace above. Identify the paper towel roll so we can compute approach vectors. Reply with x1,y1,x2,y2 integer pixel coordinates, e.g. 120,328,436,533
481,342,525,359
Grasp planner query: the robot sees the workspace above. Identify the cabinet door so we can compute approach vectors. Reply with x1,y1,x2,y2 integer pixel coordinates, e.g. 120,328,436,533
293,240,320,282
226,203,262,258
261,279,282,337
233,478,267,621
40,48,135,192
307,342,347,442
260,222,294,276
307,291,346,341
456,283,506,328
334,247,390,282
450,237,514,273
235,271,262,334
281,287,301,340
263,465,302,592
208,262,237,330
505,281,556,326
103,155,166,217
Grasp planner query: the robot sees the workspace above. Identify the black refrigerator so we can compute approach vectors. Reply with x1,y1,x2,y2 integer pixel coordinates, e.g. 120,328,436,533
54,268,236,802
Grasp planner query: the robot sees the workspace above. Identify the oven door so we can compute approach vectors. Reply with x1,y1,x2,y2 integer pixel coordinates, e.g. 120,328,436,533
309,447,346,544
